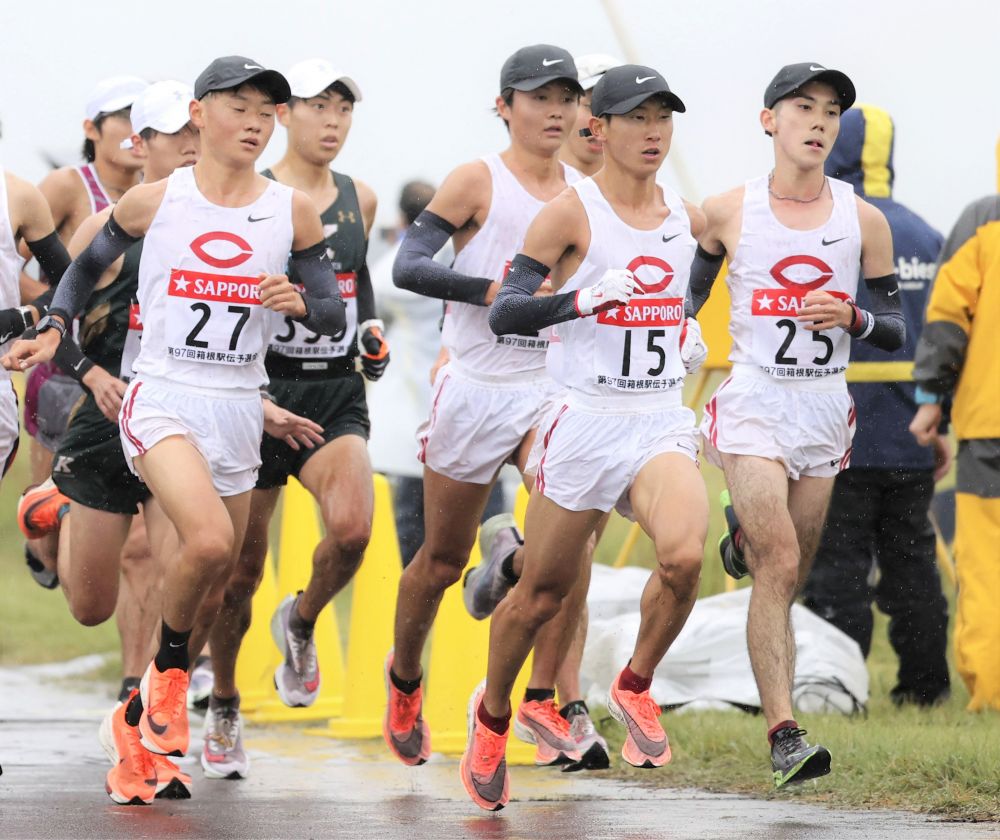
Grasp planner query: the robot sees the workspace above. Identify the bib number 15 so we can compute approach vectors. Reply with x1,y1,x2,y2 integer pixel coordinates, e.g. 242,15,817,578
621,329,667,377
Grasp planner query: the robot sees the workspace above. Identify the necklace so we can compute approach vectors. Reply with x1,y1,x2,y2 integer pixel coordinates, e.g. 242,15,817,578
767,171,826,204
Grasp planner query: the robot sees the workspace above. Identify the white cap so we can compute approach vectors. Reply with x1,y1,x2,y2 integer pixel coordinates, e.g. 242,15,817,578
575,53,624,91
286,59,362,102
121,81,194,148
85,75,148,121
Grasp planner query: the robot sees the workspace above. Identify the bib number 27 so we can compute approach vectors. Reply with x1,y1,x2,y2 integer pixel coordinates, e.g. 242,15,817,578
185,303,252,351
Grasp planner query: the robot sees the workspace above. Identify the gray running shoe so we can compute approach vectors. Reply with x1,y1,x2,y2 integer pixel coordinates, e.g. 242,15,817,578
463,514,522,620
563,705,610,771
187,656,214,710
201,702,250,780
771,726,831,788
271,594,320,707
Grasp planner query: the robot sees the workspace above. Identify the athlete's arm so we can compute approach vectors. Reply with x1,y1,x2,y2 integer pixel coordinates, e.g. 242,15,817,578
490,191,630,334
36,167,81,240
393,162,496,305
262,399,326,451
355,179,378,238
7,174,72,284
687,192,734,317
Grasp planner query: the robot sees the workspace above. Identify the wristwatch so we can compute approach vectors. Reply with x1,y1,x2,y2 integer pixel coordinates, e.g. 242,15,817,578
35,314,68,338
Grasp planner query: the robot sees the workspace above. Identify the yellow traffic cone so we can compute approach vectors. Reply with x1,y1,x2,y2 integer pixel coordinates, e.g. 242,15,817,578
248,478,346,722
234,550,282,713
423,534,535,765
326,474,402,738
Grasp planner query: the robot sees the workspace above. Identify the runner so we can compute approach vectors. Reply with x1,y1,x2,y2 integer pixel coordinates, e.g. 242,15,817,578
385,45,587,770
21,75,148,588
203,58,386,780
3,55,347,805
460,64,708,810
691,63,903,786
0,168,72,487
460,52,624,769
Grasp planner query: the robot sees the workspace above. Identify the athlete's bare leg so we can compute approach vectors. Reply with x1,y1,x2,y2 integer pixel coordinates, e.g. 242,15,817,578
786,475,835,592
209,487,282,699
554,605,588,703
115,511,162,679
721,453,817,729
626,454,707,676
391,466,494,681
295,434,374,622
483,492,603,715
56,503,131,626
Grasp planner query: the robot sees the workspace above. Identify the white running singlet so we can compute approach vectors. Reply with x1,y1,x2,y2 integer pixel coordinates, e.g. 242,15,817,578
132,167,294,392
726,175,861,380
0,169,23,345
443,153,579,377
554,178,695,396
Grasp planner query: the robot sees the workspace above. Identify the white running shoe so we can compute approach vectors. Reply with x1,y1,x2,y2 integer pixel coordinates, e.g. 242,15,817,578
201,702,250,780
270,593,320,707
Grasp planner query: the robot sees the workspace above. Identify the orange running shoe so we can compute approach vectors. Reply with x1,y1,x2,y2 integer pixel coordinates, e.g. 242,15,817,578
382,650,431,766
514,698,581,766
607,671,671,768
17,478,69,540
460,681,510,811
139,662,190,757
103,697,157,805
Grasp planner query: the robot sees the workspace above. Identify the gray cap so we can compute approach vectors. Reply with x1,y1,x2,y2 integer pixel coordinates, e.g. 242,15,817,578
500,45,582,94
590,64,685,117
764,62,855,110
194,56,290,103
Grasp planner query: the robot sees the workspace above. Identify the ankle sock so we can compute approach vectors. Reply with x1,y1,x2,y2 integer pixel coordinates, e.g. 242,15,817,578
617,662,652,694
560,700,588,720
124,691,144,727
389,668,422,695
153,620,192,673
768,719,799,745
209,693,240,712
500,550,519,585
477,699,510,735
289,594,316,639
524,688,555,704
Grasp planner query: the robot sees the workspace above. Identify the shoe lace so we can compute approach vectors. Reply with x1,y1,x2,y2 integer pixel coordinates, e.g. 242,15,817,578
474,726,507,771
208,707,240,751
531,700,572,737
774,727,808,757
390,687,422,731
288,632,318,680
151,668,189,721
629,691,665,734
123,724,156,777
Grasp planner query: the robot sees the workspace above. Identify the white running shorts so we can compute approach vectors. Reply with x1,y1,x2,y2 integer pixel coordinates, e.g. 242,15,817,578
700,367,855,480
0,378,19,478
417,363,556,484
119,377,264,496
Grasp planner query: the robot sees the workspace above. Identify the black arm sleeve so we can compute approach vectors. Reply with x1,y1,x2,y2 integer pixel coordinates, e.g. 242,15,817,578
488,254,580,336
848,274,905,351
392,210,493,304
685,245,725,318
25,232,71,286
355,261,377,325
52,334,95,383
289,242,347,337
49,214,139,323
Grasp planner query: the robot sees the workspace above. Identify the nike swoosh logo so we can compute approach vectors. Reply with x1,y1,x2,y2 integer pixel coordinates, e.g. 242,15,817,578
541,58,563,67
244,63,263,70
168,641,185,648
809,65,826,72
72,359,86,371
147,717,169,735
471,757,508,802
636,75,656,84
887,289,899,297
821,236,848,246
248,214,274,223
662,233,681,243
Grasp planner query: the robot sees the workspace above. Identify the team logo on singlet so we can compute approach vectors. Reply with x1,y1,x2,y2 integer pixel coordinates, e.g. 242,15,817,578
752,254,846,317
189,231,254,269
627,255,674,294
596,254,683,327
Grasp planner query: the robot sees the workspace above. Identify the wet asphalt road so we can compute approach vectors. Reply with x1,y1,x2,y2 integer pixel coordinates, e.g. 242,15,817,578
1,664,998,840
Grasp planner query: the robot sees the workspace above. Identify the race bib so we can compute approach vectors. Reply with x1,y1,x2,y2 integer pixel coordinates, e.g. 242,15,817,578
269,272,356,358
165,269,264,365
120,302,142,379
749,288,850,378
594,297,686,391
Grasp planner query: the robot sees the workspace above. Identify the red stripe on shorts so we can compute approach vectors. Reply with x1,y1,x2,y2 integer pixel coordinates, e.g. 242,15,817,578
535,404,568,495
120,381,146,455
417,374,450,464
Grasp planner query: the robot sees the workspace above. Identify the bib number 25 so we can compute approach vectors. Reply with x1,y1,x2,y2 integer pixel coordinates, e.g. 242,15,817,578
774,318,833,365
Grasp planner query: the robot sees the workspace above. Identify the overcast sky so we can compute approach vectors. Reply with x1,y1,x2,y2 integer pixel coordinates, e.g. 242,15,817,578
1,0,995,239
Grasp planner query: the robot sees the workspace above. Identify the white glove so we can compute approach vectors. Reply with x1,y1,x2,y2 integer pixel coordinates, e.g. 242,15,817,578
575,269,637,317
679,316,708,374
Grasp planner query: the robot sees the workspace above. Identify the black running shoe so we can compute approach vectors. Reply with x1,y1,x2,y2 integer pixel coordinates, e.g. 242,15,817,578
25,545,58,590
771,727,832,788
718,490,749,580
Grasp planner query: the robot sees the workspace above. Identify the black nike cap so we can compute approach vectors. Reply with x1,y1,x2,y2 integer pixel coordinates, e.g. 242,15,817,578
764,62,855,111
590,64,686,117
500,45,582,94
195,56,291,103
